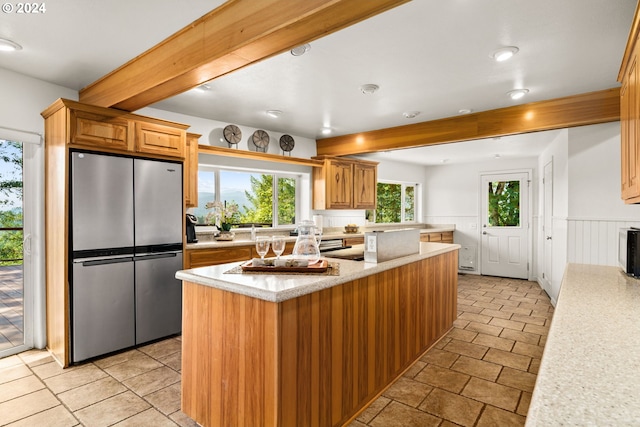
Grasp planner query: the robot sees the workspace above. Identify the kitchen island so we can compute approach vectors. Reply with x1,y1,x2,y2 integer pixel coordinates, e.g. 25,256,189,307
526,264,640,426
175,242,459,427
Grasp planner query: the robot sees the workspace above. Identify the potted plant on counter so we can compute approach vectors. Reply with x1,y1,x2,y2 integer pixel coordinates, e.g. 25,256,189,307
205,200,240,240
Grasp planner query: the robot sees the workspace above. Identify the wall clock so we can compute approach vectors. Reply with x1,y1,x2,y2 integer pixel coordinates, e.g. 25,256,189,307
252,129,270,152
279,134,295,155
223,124,242,148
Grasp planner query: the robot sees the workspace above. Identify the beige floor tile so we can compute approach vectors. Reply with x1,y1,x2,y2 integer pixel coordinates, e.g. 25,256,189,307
443,339,489,360
476,404,526,427
158,351,181,372
464,321,503,337
32,360,77,380
356,396,391,424
528,358,541,375
122,366,180,397
461,377,521,412
491,297,521,308
0,389,60,425
483,348,531,371
517,391,532,416
479,308,513,320
5,404,79,427
458,312,493,324
499,306,533,316
451,355,502,382
499,328,541,346
57,376,127,411
346,420,368,427
511,314,548,326
488,317,525,331
44,364,108,394
457,303,484,314
472,333,515,352
523,323,549,336
144,382,181,415
103,353,163,382
382,376,433,407
369,401,440,427
0,355,23,369
403,360,426,379
414,364,470,394
419,348,459,368
0,363,32,385
471,300,503,311
0,375,44,403
93,349,142,370
447,328,478,343
419,387,484,427
17,349,54,367
74,390,150,427
138,338,181,360
497,367,537,393
512,341,544,359
168,410,199,427
112,407,177,426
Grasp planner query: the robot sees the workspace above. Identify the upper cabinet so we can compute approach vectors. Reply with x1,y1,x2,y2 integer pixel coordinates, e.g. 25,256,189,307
312,156,378,210
620,6,640,203
47,98,188,160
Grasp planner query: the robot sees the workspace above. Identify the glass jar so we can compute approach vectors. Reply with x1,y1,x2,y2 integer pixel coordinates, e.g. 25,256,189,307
292,220,321,264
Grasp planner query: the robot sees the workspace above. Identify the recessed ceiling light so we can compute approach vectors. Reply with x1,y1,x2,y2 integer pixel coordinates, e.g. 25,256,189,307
458,108,473,115
403,111,420,119
290,44,311,56
266,110,282,118
0,38,22,52
321,127,332,135
507,89,529,100
492,46,519,62
360,84,379,95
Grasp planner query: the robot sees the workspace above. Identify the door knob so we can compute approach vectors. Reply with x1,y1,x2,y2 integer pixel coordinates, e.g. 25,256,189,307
482,231,487,235
546,236,552,240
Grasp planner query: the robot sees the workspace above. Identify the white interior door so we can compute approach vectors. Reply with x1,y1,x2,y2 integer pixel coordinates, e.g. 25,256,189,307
481,172,529,279
542,161,553,294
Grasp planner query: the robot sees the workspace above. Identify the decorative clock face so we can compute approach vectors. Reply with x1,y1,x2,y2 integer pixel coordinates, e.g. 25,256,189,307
279,134,295,152
252,130,270,150
223,124,242,145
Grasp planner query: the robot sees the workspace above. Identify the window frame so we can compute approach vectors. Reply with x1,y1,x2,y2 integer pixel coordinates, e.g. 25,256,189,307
195,164,302,228
371,179,421,224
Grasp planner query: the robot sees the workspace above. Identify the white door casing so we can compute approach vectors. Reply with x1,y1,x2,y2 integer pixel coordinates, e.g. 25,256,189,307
542,160,553,295
480,171,530,279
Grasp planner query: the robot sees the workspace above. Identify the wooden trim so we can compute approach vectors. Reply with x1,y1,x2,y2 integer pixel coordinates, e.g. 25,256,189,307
619,1,640,82
79,0,409,111
198,144,324,168
316,88,621,157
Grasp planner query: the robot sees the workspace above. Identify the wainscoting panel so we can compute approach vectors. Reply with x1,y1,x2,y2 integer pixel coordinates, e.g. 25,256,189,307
567,219,640,266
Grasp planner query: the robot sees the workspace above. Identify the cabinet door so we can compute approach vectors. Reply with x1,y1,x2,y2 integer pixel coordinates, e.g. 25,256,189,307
184,133,200,207
622,52,640,201
135,121,185,158
69,109,131,151
353,162,377,209
327,160,353,209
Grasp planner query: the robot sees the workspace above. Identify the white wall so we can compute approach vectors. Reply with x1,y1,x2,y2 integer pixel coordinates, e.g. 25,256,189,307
424,156,539,277
566,122,640,266
0,68,78,349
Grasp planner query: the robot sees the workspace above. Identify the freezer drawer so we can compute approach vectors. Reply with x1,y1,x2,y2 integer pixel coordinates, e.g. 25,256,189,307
72,257,135,362
134,251,183,344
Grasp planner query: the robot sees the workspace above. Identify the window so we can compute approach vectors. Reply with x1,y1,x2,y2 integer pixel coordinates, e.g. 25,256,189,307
368,181,419,223
193,166,300,228
487,180,520,227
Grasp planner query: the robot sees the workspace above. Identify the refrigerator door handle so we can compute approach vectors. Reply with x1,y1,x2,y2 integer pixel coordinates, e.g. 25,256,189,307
134,252,180,261
79,257,134,267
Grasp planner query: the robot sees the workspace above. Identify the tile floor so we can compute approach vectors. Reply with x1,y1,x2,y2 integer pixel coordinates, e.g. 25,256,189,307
0,274,553,427
0,265,24,352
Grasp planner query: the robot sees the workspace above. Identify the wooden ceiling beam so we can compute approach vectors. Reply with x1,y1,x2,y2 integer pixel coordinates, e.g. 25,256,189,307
79,0,409,111
315,88,621,157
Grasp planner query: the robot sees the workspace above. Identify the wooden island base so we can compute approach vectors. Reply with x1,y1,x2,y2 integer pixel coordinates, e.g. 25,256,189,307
181,250,458,427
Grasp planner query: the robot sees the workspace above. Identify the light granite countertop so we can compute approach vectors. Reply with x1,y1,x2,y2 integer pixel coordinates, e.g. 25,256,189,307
526,263,640,426
185,224,455,250
175,242,460,302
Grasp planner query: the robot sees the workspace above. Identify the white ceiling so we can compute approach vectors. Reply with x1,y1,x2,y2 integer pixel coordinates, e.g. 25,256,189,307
0,0,635,165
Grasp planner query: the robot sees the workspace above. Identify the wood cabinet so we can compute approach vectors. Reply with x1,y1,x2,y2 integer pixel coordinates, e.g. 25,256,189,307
420,230,454,243
184,133,200,208
134,121,185,158
40,98,190,367
343,236,364,246
185,241,296,269
620,9,640,203
312,156,378,210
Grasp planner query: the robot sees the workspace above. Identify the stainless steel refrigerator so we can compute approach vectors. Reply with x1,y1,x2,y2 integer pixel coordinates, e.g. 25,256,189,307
70,151,183,363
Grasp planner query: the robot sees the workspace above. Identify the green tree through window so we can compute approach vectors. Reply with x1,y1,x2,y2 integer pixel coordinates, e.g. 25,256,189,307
0,140,23,266
487,180,520,226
